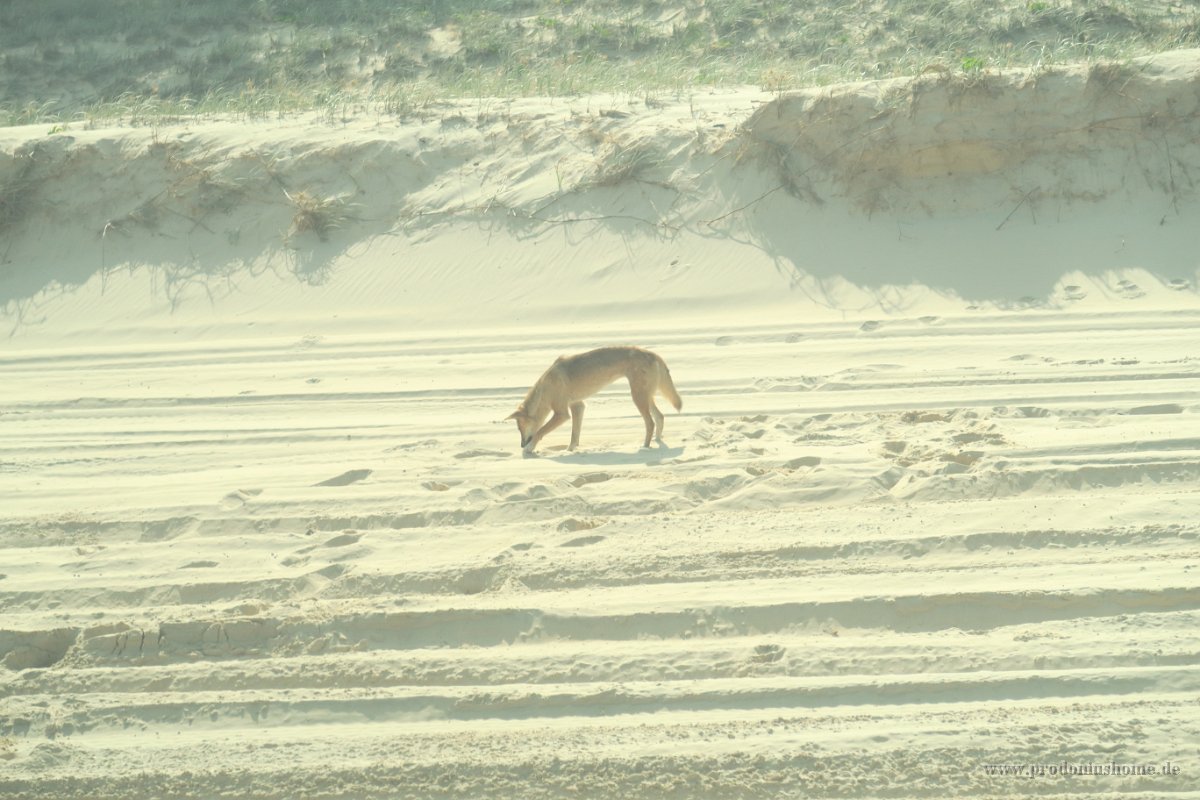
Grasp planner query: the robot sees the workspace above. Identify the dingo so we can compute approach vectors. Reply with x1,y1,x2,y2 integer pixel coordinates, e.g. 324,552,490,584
507,346,682,452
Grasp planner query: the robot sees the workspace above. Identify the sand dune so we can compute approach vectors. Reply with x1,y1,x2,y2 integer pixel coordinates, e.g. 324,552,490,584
2,52,1199,798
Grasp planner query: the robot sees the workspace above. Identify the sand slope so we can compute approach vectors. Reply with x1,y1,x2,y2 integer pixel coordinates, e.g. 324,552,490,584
2,52,1199,798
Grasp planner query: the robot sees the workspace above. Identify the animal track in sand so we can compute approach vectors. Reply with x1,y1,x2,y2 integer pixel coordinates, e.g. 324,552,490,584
570,472,612,488
314,469,372,487
219,488,262,510
900,410,953,424
293,334,323,350
784,332,803,343
385,439,440,453
321,531,363,548
751,643,785,664
1168,278,1191,291
753,376,820,392
1114,279,1145,299
558,517,606,533
139,517,201,543
1061,284,1088,301
503,484,553,502
561,534,606,548
941,451,984,468
783,456,822,469
859,320,882,332
454,449,511,459
714,335,735,346
1125,403,1183,415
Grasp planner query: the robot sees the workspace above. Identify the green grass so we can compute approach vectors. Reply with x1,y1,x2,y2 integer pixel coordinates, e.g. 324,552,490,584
2,0,1199,126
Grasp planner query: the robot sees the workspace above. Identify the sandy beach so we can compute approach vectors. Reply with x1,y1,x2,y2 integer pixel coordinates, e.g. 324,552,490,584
2,49,1199,798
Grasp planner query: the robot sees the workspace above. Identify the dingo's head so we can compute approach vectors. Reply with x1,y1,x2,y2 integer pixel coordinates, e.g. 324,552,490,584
507,408,536,449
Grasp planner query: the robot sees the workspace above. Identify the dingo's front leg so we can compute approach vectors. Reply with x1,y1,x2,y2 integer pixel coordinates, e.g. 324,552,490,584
568,401,585,450
527,410,568,452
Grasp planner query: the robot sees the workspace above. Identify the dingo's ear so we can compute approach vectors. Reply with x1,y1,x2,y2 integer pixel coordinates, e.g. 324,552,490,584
505,410,522,421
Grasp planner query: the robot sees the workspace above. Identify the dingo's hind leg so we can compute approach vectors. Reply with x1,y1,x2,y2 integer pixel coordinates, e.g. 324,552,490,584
650,401,664,441
631,383,656,448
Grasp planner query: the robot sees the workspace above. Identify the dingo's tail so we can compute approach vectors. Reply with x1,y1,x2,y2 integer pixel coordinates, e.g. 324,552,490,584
659,361,682,411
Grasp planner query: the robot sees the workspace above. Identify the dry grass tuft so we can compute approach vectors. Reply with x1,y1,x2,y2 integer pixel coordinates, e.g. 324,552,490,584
285,189,355,242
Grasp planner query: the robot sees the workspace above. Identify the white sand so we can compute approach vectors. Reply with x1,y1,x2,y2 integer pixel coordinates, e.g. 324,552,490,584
2,51,1199,798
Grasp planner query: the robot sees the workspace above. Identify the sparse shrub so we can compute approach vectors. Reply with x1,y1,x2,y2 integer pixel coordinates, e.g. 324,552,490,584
961,55,986,72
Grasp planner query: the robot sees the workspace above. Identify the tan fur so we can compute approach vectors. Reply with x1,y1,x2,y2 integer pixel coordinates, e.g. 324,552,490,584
507,346,682,452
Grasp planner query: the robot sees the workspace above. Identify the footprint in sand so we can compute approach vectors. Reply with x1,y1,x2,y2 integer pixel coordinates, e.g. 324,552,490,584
1115,279,1145,299
561,534,606,548
783,456,822,469
558,517,605,532
322,531,363,548
715,335,735,346
314,469,372,487
859,320,882,332
570,472,612,488
294,335,323,350
454,449,510,459
1168,278,1191,291
941,450,984,468
1061,284,1087,301
784,332,803,343
1125,403,1183,416
219,488,263,509
751,643,786,664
